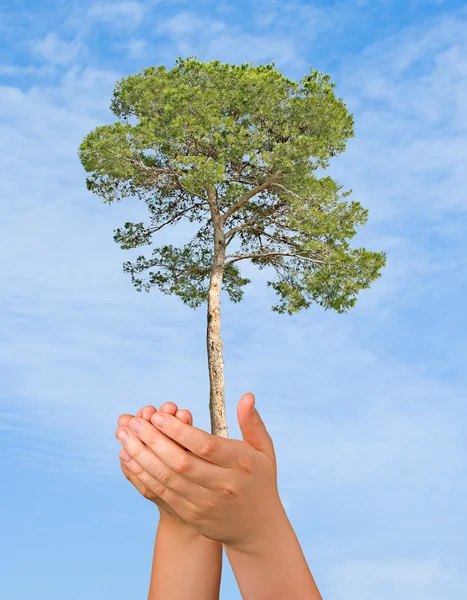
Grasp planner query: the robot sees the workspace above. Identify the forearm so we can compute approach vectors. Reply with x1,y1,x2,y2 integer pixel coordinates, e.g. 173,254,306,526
224,507,322,600
148,514,223,600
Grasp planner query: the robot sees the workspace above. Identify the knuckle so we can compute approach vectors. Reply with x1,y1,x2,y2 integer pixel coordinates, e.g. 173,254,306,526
132,462,144,476
189,506,204,523
199,437,217,458
203,499,216,512
152,483,166,497
158,469,172,487
142,488,154,500
190,498,215,522
130,443,144,462
145,430,159,448
127,460,143,477
237,453,253,475
221,483,237,499
124,458,141,475
170,422,182,440
173,458,190,474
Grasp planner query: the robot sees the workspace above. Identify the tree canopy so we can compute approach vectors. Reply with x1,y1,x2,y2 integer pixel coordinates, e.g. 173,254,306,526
79,57,385,315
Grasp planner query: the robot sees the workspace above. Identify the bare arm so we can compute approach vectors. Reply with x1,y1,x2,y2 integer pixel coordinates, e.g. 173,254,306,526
148,515,222,600
117,403,223,600
118,394,323,599
224,506,321,600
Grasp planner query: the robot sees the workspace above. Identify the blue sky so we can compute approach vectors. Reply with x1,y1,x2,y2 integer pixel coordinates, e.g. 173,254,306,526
1,0,467,598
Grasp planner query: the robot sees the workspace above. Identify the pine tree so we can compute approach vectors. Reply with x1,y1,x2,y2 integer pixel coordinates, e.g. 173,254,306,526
79,58,385,437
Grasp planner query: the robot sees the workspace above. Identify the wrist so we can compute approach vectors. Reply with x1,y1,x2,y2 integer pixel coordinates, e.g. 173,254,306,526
224,507,321,600
224,499,290,557
158,511,205,540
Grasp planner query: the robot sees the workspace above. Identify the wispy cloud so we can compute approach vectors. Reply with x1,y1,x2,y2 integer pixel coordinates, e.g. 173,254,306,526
34,32,82,64
153,10,300,67
158,11,226,35
328,559,467,600
126,39,148,59
0,64,52,76
332,11,467,221
87,1,145,27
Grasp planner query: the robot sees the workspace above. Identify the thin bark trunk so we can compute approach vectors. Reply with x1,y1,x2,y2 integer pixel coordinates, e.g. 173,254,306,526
207,267,228,437
207,199,228,437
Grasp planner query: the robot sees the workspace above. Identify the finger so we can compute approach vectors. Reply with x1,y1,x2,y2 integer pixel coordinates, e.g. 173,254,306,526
137,405,156,419
149,412,236,467
121,449,196,521
121,450,160,493
155,406,193,447
237,393,276,460
159,402,179,415
118,413,134,427
120,452,146,487
120,452,192,520
132,410,192,451
120,452,162,502
174,410,194,454
121,467,148,497
176,409,193,426
142,407,157,421
116,425,211,500
119,411,191,447
123,418,225,487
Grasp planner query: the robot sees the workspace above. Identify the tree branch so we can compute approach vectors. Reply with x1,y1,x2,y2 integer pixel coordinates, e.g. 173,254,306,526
141,260,210,282
171,169,209,201
225,221,258,246
224,251,326,266
221,176,278,224
256,230,330,262
224,201,286,244
256,229,300,249
147,202,205,234
269,182,301,200
131,154,209,201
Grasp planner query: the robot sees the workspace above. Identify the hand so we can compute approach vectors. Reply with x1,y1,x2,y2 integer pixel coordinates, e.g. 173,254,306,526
115,393,286,553
117,402,193,526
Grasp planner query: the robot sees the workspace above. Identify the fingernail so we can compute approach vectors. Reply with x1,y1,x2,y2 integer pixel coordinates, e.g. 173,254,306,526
129,419,143,433
120,451,131,463
251,396,256,412
151,413,167,427
117,429,129,443
142,410,152,420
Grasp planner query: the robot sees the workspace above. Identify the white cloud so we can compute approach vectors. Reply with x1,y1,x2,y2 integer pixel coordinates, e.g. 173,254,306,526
0,64,51,76
334,11,467,213
328,559,467,600
155,10,299,67
34,33,82,65
88,1,144,27
206,32,299,67
126,39,148,59
158,11,226,36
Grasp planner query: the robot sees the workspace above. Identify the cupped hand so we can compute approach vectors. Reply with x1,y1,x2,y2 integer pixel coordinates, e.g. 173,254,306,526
115,393,286,553
117,402,193,525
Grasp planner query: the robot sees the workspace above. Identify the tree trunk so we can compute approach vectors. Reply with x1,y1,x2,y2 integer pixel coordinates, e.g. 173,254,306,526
207,213,228,438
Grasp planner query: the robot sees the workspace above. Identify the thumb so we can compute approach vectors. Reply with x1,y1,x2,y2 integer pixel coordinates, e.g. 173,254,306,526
237,393,275,460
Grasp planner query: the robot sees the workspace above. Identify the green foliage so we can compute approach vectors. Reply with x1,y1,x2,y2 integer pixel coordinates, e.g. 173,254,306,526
79,57,385,314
